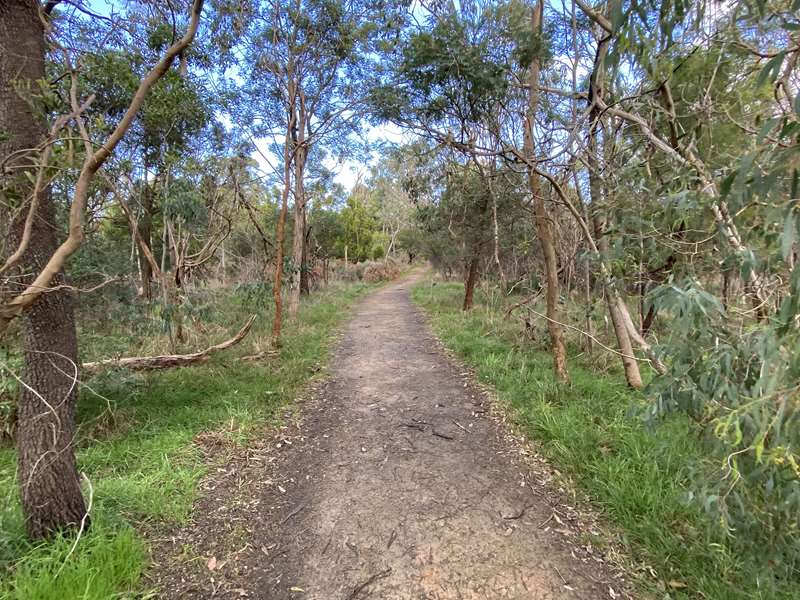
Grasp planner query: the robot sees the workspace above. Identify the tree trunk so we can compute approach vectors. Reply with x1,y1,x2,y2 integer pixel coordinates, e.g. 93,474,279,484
578,183,594,354
300,223,310,295
584,13,642,388
288,88,307,317
593,217,643,388
588,111,642,387
525,0,569,384
1,0,88,538
272,82,296,346
138,172,154,300
463,255,479,311
722,269,730,312
488,164,508,294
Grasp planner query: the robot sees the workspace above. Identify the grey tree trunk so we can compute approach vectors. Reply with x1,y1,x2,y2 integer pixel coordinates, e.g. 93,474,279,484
1,0,88,538
288,90,307,317
138,172,154,300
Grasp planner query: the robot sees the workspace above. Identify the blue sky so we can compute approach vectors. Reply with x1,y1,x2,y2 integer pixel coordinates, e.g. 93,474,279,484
80,0,406,190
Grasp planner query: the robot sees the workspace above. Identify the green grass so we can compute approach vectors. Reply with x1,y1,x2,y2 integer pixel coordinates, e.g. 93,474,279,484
412,280,797,600
0,281,374,599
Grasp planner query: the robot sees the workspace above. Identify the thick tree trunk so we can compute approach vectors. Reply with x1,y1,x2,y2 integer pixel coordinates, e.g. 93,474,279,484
462,255,479,311
525,0,569,384
1,0,88,538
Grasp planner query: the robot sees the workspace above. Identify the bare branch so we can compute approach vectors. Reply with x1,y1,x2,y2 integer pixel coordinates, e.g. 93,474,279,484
82,315,256,373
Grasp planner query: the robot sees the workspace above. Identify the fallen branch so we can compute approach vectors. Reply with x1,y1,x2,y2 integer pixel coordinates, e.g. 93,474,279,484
82,315,256,373
504,290,541,319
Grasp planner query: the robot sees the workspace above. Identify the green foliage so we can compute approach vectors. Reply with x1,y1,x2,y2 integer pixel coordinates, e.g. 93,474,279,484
373,0,541,129
414,280,800,599
0,282,373,598
650,278,800,579
0,349,21,441
339,188,378,262
2,526,144,600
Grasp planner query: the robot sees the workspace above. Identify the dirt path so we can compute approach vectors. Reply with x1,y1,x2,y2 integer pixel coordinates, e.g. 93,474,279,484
155,272,628,599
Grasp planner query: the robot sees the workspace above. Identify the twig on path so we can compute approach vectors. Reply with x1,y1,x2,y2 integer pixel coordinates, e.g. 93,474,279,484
280,503,306,524
400,422,425,432
554,565,568,586
432,429,454,440
452,419,469,433
503,502,537,520
538,512,555,528
386,529,397,550
346,567,392,600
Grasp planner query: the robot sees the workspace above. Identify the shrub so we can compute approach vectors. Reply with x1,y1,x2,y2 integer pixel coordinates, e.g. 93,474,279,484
362,259,401,283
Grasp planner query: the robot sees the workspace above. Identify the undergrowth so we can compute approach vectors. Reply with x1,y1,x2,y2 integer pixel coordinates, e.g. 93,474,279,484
412,280,797,600
0,281,373,599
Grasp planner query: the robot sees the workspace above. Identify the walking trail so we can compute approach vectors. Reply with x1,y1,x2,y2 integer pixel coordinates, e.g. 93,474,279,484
154,271,628,599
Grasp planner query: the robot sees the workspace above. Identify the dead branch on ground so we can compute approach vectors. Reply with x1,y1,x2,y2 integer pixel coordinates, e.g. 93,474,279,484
82,315,255,373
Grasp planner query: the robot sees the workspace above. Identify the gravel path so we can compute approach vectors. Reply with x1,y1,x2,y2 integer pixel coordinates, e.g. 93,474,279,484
154,272,629,599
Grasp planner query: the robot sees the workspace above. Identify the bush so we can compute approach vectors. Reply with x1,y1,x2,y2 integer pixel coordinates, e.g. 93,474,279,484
362,259,401,283
413,280,800,599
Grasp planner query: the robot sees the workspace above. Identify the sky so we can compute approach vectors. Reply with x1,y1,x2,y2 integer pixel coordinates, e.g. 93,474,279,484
250,123,407,192
81,0,409,192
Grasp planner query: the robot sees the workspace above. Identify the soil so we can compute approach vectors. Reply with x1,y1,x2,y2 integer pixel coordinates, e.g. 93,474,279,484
150,271,632,599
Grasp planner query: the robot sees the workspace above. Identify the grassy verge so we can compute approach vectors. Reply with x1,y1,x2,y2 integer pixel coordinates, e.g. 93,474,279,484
412,280,796,600
0,281,374,599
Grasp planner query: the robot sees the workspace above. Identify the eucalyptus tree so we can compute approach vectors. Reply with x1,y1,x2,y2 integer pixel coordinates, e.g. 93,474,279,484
240,0,405,345
373,0,575,382
0,0,204,538
368,154,416,258
50,4,216,301
561,0,800,576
